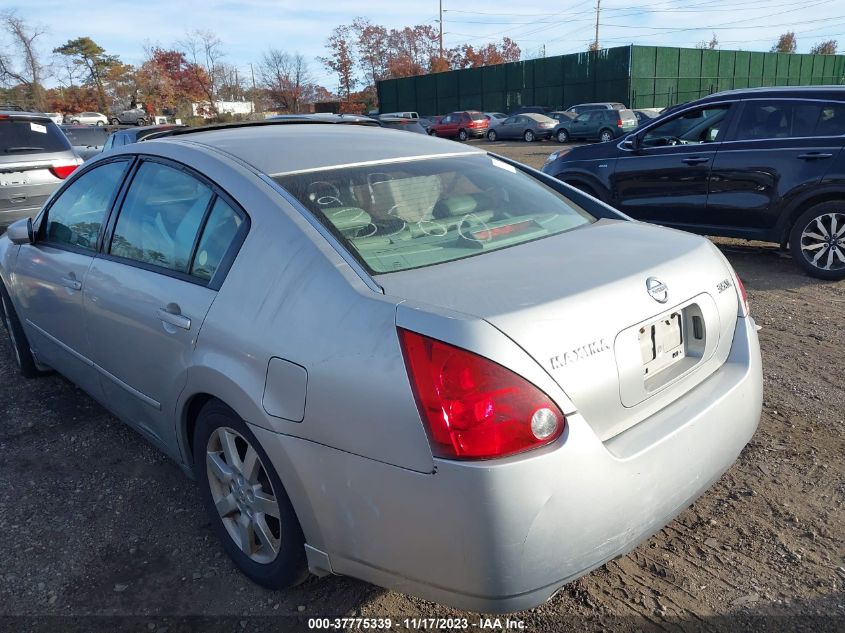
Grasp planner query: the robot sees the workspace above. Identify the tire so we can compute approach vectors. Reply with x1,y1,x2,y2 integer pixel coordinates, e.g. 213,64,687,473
70,119,80,125
487,129,498,142
556,129,569,143
136,118,146,126
96,121,104,126
0,282,40,378
788,201,845,280
523,130,535,142
110,118,119,125
194,400,308,589
599,129,614,143
457,129,468,142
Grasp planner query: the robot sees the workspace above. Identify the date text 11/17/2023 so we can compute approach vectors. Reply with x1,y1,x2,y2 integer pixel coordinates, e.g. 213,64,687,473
307,617,527,630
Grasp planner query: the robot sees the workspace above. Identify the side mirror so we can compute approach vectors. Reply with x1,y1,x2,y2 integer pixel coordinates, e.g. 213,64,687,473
6,217,34,245
622,135,639,150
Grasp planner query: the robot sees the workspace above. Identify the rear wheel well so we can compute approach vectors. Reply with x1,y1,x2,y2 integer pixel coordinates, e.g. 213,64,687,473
781,192,845,246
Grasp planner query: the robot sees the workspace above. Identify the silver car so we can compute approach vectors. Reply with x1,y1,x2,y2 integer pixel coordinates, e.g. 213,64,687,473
486,113,557,142
0,110,82,229
0,122,762,613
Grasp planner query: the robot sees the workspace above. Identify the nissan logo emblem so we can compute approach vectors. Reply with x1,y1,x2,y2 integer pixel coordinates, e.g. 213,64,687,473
646,277,668,303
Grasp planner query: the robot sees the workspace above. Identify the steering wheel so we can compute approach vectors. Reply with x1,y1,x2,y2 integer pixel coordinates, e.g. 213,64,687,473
457,213,493,243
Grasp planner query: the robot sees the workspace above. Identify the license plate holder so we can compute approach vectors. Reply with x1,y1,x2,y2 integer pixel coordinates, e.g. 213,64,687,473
638,311,684,377
0,171,29,187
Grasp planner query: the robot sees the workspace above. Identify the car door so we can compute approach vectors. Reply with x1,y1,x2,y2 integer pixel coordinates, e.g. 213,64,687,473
612,103,735,225
706,99,845,231
498,116,518,139
568,112,594,139
12,158,131,398
84,157,247,447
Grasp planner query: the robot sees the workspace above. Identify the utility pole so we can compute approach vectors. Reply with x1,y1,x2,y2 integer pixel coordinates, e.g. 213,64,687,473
439,0,444,59
593,0,601,51
250,63,258,114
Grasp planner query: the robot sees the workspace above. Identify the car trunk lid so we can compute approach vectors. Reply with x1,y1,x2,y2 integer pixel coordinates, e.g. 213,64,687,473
379,219,740,440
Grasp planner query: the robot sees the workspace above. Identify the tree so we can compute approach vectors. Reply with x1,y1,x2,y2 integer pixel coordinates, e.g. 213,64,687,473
320,25,357,101
0,11,48,110
352,18,389,87
179,29,225,116
53,37,120,112
259,49,317,112
696,33,719,50
137,48,208,116
448,38,521,70
771,31,797,53
810,40,838,55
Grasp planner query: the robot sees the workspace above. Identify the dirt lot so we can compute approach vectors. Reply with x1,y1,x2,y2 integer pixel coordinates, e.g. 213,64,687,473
0,139,843,632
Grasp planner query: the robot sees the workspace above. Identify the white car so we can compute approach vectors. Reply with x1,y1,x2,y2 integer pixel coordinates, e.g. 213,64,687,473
67,111,108,126
44,112,63,125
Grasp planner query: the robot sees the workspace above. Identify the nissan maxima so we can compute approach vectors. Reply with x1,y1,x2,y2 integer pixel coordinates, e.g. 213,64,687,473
0,121,762,613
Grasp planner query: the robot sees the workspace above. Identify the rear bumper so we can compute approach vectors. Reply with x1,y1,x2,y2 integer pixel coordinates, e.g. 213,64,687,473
254,316,762,613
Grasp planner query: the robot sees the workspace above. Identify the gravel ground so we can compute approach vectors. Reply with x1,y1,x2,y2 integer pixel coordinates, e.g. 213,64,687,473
0,139,843,632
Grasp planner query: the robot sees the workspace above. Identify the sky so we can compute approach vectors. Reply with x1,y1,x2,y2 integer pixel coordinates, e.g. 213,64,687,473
6,0,842,92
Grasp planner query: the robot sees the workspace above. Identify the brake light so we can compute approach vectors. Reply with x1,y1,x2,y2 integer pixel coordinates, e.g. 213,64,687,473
616,116,623,128
734,273,749,317
399,329,565,459
50,163,78,179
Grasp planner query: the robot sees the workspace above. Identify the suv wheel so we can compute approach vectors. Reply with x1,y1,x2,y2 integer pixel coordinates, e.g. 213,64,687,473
523,130,535,142
599,129,614,143
136,118,146,126
96,121,104,126
487,129,497,142
110,118,119,125
556,129,569,143
194,400,308,588
0,283,40,378
457,129,468,142
789,202,845,280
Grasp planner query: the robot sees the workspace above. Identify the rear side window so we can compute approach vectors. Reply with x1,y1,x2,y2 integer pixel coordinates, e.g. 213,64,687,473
42,161,128,251
814,103,845,136
733,101,845,140
191,198,243,281
0,118,71,154
110,161,212,273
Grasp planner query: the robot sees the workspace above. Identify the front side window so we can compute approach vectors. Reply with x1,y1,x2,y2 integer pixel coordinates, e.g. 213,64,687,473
276,154,595,274
42,161,128,251
110,161,212,273
641,105,729,147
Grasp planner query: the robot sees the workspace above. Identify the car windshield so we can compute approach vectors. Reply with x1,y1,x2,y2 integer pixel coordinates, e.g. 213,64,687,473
0,118,71,154
63,127,109,146
275,154,595,274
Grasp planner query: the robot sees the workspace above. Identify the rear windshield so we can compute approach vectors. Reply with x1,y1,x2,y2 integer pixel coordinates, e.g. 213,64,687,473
62,126,109,146
0,118,71,154
275,154,595,274
469,112,486,120
619,110,637,121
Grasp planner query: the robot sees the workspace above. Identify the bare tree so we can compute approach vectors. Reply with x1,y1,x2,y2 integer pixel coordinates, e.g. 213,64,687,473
179,29,225,115
696,33,719,50
0,10,48,110
259,49,315,112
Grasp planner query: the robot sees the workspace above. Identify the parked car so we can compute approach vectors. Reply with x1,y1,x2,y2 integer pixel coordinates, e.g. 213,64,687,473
0,110,81,228
430,110,489,140
67,111,108,126
542,86,845,280
109,108,149,126
633,108,663,126
0,119,762,613
415,117,435,134
378,117,428,135
508,105,552,116
553,109,638,143
486,113,557,142
485,112,508,127
61,124,110,161
44,112,64,125
103,124,187,150
549,110,577,124
566,102,627,115
379,111,419,120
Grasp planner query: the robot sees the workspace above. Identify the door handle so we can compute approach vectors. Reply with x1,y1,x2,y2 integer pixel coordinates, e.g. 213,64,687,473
797,152,833,160
60,276,82,291
158,305,191,330
682,157,710,165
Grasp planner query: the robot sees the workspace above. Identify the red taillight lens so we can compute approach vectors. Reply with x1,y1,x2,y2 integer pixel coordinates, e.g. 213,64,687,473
50,163,78,179
398,328,565,460
616,117,623,127
735,273,749,316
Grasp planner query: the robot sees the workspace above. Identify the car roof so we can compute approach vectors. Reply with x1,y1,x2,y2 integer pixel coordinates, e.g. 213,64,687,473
695,85,845,104
0,110,52,120
153,122,482,176
522,113,553,121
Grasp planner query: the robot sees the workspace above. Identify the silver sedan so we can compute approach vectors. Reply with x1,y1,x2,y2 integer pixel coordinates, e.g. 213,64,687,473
0,122,762,613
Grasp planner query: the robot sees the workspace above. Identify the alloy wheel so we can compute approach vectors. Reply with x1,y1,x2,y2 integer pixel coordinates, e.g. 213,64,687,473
799,212,845,272
206,427,282,564
600,130,613,142
557,130,568,143
524,130,535,142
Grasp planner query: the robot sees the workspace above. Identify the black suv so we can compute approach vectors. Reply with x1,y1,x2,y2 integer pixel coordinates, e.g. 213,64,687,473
542,87,845,279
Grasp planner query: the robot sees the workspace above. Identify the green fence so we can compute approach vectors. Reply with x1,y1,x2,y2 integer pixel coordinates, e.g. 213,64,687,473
376,45,845,115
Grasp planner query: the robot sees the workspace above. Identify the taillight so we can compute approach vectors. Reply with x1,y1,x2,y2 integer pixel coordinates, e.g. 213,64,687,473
398,329,565,460
50,163,78,179
734,273,749,317
616,117,623,127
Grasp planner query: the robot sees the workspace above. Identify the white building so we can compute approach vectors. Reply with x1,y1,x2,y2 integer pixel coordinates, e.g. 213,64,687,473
192,100,255,118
